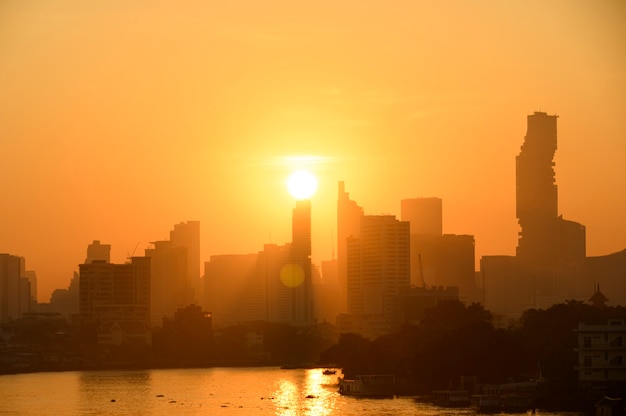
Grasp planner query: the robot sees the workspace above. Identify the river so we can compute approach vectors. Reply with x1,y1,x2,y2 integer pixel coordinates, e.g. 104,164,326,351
0,367,585,415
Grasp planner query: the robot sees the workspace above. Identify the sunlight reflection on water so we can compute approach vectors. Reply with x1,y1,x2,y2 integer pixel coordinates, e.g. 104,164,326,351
0,367,585,416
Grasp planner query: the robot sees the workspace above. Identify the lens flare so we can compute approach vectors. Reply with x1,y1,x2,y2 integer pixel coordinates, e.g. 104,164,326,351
280,263,305,288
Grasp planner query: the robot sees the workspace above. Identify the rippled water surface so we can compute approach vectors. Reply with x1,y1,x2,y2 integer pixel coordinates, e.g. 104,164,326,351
0,367,585,416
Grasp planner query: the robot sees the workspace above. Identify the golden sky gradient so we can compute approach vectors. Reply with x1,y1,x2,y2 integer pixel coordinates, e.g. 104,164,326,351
1,0,625,302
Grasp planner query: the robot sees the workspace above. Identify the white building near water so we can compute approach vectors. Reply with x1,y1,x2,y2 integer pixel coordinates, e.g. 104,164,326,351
575,318,626,387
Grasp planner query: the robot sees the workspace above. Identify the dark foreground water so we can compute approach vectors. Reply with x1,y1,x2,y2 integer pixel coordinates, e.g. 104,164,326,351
0,367,584,416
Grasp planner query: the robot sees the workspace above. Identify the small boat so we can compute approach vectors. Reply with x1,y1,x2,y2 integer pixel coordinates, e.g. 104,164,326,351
338,375,396,397
322,369,337,375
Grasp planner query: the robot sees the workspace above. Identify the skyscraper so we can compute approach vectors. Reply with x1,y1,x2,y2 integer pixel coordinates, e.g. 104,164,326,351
170,221,201,299
482,111,588,319
344,215,410,336
287,199,313,326
400,197,477,301
337,181,364,313
401,197,442,236
0,254,30,322
516,111,560,266
145,240,190,326
203,202,313,327
204,253,261,327
515,111,586,299
145,221,199,326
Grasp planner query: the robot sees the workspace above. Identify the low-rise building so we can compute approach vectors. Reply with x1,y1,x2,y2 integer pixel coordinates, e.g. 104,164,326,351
576,318,626,389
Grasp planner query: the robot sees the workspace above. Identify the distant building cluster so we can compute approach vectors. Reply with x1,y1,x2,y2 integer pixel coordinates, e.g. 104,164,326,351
1,112,625,345
204,200,313,327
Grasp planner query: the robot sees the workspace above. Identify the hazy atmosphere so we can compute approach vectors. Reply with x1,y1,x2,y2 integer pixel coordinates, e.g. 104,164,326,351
1,0,625,302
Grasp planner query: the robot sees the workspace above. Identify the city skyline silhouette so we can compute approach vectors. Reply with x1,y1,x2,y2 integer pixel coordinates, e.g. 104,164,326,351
1,1,624,306
1,2,625,412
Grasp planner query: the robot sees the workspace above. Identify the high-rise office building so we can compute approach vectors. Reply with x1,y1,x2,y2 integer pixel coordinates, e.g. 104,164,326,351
516,111,560,266
288,200,313,326
204,253,262,327
145,221,199,326
401,197,442,236
0,254,31,322
204,202,313,327
515,112,586,298
401,197,477,301
23,270,37,308
170,221,201,300
78,256,151,326
481,112,588,319
145,240,190,326
314,258,340,324
337,181,364,313
344,215,410,336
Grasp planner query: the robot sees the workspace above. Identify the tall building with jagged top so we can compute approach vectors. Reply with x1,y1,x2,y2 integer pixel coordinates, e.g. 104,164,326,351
515,112,586,301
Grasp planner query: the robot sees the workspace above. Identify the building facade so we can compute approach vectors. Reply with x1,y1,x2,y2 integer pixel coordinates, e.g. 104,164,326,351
204,253,260,327
86,240,111,264
170,221,201,301
79,257,151,326
337,181,364,314
481,112,591,319
515,111,586,299
576,319,626,388
401,197,442,237
145,240,192,326
0,254,31,322
204,201,313,328
344,215,410,337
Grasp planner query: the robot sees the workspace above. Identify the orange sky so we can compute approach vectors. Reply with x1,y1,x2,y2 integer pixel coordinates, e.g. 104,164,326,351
1,0,625,302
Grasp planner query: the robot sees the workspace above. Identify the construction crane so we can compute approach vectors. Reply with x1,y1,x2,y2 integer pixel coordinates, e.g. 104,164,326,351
126,241,140,261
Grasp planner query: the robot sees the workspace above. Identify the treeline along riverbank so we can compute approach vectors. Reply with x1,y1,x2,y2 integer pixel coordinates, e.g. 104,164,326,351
2,300,624,412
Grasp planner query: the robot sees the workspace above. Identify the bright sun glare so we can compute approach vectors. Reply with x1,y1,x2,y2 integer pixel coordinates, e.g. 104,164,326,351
286,170,318,200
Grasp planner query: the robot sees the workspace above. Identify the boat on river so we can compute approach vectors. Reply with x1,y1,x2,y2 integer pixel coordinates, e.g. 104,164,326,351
338,375,396,397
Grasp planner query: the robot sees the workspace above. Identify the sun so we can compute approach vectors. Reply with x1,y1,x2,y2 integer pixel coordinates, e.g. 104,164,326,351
286,170,318,200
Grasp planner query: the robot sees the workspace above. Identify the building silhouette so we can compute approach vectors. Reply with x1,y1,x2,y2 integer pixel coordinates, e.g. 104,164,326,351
145,221,199,326
337,181,364,314
584,250,626,306
86,240,111,264
204,200,314,327
45,272,80,321
339,214,410,337
400,197,478,301
576,318,626,390
287,199,313,325
170,221,201,302
481,111,613,320
515,111,586,301
314,258,341,324
79,256,151,329
204,253,259,327
401,197,442,236
145,240,190,326
0,254,31,322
